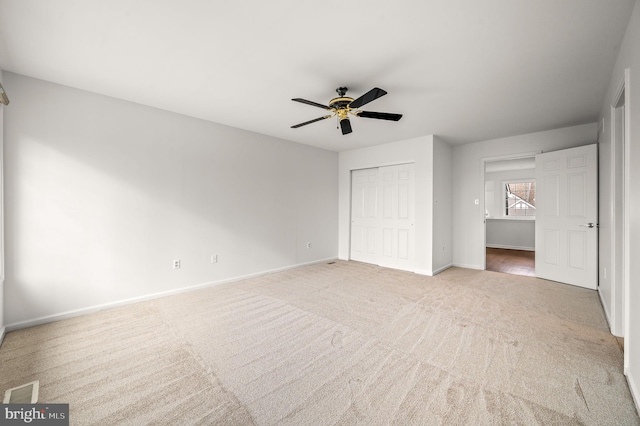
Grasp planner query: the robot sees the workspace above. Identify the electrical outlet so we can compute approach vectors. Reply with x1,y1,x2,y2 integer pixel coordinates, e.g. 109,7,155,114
173,259,180,269
306,242,312,249
211,254,218,264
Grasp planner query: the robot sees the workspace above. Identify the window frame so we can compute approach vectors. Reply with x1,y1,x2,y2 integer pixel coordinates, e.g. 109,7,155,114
502,179,536,220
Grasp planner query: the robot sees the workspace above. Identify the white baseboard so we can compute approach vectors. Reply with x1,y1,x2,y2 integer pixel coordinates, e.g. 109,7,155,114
486,244,535,251
414,265,453,276
5,257,338,332
453,263,483,270
628,370,640,418
0,326,5,348
432,263,453,275
597,286,615,334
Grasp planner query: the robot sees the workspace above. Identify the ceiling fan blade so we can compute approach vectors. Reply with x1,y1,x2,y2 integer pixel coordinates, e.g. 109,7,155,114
340,118,352,135
292,98,332,110
348,87,387,109
291,115,333,128
357,111,403,121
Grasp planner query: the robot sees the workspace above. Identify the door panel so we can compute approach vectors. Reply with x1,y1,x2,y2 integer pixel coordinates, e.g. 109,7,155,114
543,229,559,265
568,173,586,216
535,144,598,289
398,229,409,259
543,175,560,216
382,228,392,257
366,227,376,254
568,230,586,269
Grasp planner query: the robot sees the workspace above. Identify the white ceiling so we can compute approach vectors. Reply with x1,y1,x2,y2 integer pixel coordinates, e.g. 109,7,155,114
0,0,635,152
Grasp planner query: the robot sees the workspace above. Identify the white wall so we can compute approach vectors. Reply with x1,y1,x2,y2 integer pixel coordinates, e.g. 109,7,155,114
3,73,338,328
486,220,535,251
452,123,597,270
432,136,453,273
598,0,640,409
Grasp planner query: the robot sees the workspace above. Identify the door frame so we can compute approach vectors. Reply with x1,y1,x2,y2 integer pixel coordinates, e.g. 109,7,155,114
481,151,539,270
611,68,631,372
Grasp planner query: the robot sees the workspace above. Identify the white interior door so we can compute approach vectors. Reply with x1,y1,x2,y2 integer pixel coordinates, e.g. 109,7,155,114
350,168,379,265
350,164,415,271
535,144,598,289
378,164,415,270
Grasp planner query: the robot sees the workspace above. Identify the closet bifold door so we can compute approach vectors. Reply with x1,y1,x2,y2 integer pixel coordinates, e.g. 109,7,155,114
350,164,415,272
350,167,379,265
378,163,415,271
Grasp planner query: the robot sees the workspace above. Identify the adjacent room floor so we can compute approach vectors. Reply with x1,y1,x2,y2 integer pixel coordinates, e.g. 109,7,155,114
485,247,535,277
0,261,637,424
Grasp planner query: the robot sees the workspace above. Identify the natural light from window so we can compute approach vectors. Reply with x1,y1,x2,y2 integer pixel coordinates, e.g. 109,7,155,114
505,182,536,217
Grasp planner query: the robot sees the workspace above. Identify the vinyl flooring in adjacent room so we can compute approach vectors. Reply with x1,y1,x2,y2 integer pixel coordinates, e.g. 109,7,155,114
485,247,535,277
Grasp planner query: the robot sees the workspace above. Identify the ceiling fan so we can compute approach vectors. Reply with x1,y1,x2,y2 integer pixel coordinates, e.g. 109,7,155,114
291,87,402,135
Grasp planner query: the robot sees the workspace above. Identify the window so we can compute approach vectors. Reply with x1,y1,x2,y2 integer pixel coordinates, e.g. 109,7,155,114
505,181,536,217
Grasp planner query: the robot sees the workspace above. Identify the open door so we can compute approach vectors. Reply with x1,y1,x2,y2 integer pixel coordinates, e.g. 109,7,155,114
535,144,598,289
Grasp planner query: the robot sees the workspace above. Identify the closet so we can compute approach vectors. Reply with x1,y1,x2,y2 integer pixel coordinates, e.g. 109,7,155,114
350,163,415,271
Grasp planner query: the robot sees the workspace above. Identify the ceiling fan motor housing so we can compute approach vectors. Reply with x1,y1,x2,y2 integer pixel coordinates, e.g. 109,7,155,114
329,97,354,111
331,87,353,112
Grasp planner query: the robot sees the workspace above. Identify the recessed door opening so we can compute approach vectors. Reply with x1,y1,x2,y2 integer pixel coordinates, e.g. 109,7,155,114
350,163,415,272
483,145,598,289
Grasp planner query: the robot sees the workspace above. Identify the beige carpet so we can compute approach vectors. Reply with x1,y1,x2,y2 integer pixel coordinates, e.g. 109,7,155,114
1,261,638,425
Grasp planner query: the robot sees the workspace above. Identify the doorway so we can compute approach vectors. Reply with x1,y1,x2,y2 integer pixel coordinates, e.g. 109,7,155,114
482,145,599,289
483,156,536,277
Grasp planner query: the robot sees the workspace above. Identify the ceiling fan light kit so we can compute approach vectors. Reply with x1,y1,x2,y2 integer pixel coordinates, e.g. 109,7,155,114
291,87,402,135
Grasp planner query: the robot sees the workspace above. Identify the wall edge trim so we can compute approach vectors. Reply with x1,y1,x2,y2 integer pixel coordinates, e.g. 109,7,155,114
5,257,338,332
452,263,483,270
598,286,615,335
627,370,640,418
486,244,535,251
431,264,453,275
